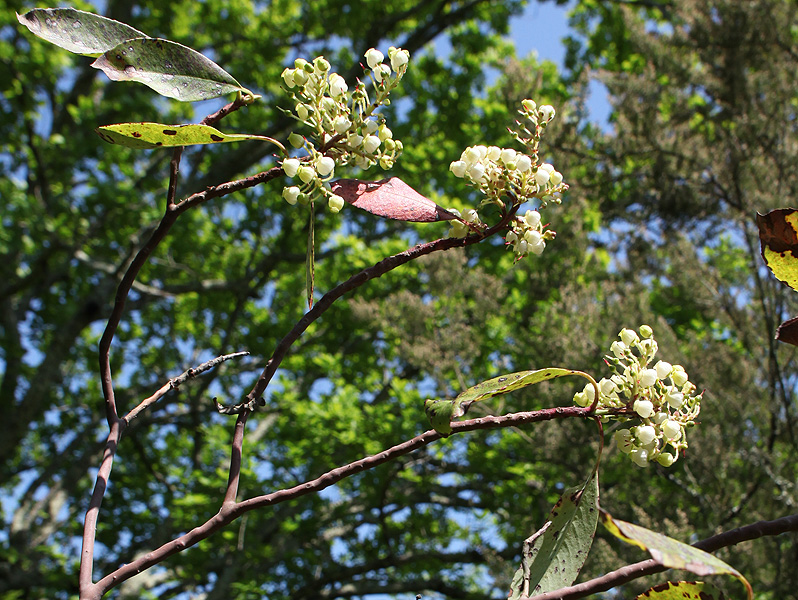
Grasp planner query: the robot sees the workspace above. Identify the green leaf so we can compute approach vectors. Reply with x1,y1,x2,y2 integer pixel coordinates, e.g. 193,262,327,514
601,510,752,600
508,471,599,599
91,38,246,101
95,123,285,150
17,8,148,57
306,202,315,310
424,368,584,435
635,581,727,600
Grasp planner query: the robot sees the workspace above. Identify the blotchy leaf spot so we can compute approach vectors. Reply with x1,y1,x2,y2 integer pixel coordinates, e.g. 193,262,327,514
601,510,752,600
91,38,244,101
17,8,148,57
330,177,458,222
95,123,282,149
635,581,727,600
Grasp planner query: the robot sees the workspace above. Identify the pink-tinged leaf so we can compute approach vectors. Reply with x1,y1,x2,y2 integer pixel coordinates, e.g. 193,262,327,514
330,177,458,223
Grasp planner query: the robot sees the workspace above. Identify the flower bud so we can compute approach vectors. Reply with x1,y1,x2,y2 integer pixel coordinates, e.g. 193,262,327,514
281,67,296,88
666,391,684,409
328,194,345,213
630,448,649,467
328,73,348,98
292,68,309,86
539,104,556,122
500,148,517,164
619,328,638,346
639,325,653,338
534,169,550,186
282,158,300,177
316,156,335,177
365,48,384,69
282,186,300,205
450,161,467,178
635,425,656,445
516,154,532,172
633,399,654,418
549,171,563,186
378,125,393,141
288,133,305,149
524,210,541,228
313,56,330,73
610,340,626,358
655,361,672,380
363,135,380,154
671,366,688,386
662,419,681,440
297,165,316,184
522,99,537,114
639,369,657,387
657,452,675,467
295,103,311,120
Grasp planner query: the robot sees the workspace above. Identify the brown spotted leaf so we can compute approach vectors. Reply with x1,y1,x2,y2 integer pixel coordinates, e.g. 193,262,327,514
635,581,727,600
330,177,457,222
96,122,282,149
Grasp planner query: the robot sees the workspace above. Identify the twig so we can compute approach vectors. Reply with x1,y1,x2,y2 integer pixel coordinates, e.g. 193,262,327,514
527,513,798,600
123,351,250,424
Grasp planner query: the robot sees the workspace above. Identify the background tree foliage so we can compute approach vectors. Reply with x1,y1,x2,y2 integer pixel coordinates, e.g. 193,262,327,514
1,0,796,598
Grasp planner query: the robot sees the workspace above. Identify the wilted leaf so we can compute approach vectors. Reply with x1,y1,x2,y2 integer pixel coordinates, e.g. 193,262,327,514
17,8,148,57
306,202,315,310
636,581,727,600
330,177,458,222
601,510,752,600
509,472,599,599
756,209,798,345
92,37,245,101
96,122,282,149
424,368,585,435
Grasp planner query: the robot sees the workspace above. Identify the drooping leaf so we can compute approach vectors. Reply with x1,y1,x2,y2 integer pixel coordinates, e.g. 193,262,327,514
95,123,283,150
635,581,727,600
601,510,752,600
306,202,315,310
17,8,148,57
424,368,583,435
756,209,798,345
330,177,458,222
508,471,599,599
91,38,245,101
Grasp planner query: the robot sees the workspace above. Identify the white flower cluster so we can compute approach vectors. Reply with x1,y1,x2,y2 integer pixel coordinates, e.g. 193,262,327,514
280,48,409,213
446,100,567,256
573,325,702,468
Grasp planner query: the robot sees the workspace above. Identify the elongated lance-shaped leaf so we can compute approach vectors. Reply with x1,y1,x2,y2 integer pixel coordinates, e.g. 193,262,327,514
306,202,315,310
17,8,149,57
92,38,247,101
508,471,599,599
96,123,285,150
601,510,753,600
635,581,727,600
425,368,585,435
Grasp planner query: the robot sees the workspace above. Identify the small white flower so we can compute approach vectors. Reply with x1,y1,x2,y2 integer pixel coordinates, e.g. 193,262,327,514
328,73,348,98
487,146,501,160
281,67,296,88
549,171,563,187
539,163,554,174
524,229,542,244
467,163,486,182
635,425,656,445
634,399,654,418
500,148,517,164
662,419,681,440
282,158,301,178
363,135,381,154
364,119,379,135
298,165,316,184
295,103,311,120
610,340,627,358
529,240,546,255
364,48,384,69
524,210,541,228
373,64,391,82
666,391,684,409
539,104,556,122
534,169,550,186
630,448,649,467
619,328,638,346
282,186,300,205
522,99,537,113
316,156,335,177
671,366,689,386
450,160,467,178
639,369,658,387
333,115,352,134
463,209,479,223
515,154,532,172
328,194,345,213
639,325,654,338
655,361,673,380
389,47,409,71
378,125,393,141
505,230,518,244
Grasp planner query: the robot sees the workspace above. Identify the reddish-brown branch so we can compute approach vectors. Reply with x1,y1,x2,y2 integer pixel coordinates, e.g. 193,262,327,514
527,513,798,600
224,411,249,505
244,215,515,406
92,405,590,597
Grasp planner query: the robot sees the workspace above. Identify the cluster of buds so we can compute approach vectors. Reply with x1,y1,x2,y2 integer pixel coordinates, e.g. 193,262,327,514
573,326,702,468
280,47,409,212
447,100,568,259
